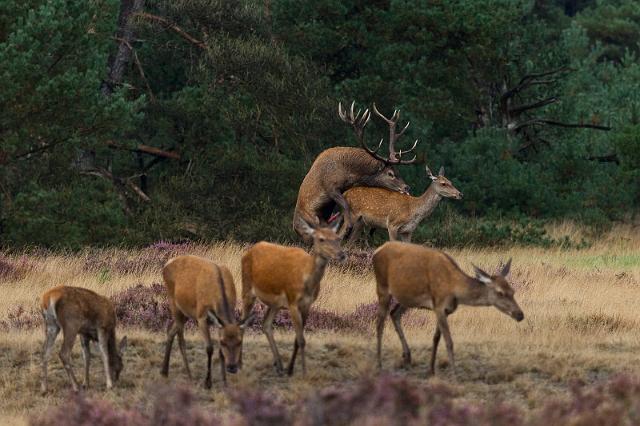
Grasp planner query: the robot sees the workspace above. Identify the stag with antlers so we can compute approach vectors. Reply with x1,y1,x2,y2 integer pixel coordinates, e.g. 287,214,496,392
293,101,420,243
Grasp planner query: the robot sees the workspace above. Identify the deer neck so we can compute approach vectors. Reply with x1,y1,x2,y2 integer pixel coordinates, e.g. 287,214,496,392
304,253,328,297
413,185,442,221
456,276,491,307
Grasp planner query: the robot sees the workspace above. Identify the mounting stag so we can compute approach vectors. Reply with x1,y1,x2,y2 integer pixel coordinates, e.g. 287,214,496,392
373,242,524,376
161,255,253,389
242,219,345,376
40,286,128,393
293,101,420,243
343,165,462,244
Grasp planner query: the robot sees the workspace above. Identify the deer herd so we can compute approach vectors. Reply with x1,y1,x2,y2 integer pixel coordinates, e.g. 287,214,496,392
38,101,524,394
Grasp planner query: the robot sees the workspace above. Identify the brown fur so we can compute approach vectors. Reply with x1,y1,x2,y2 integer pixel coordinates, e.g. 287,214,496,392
344,167,462,244
40,286,127,394
373,242,524,375
242,221,344,376
293,147,409,243
161,255,251,389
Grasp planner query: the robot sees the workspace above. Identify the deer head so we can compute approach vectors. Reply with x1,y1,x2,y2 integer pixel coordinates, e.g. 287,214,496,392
339,101,420,195
299,218,346,262
473,259,524,321
208,270,254,374
110,336,128,381
426,166,463,200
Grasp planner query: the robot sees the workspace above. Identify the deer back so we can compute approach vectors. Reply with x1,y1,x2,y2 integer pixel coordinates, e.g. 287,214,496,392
243,242,313,301
40,285,116,330
163,255,237,320
344,186,416,226
373,242,470,308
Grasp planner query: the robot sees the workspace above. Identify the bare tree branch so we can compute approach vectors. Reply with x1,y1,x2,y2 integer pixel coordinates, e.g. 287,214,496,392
105,140,180,159
133,12,206,49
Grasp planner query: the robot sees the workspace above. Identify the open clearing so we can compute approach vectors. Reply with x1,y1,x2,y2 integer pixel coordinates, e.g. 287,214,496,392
1,226,639,424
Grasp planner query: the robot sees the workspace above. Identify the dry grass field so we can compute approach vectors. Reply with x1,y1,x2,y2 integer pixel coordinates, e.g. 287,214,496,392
1,224,640,425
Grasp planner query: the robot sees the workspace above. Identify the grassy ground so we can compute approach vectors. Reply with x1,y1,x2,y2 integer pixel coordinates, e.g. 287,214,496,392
1,224,639,424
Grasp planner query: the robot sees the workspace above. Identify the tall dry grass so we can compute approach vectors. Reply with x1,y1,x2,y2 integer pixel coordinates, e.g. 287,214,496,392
0,225,639,424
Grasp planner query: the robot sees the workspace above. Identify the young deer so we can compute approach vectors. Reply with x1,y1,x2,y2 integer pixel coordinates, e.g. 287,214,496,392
242,220,345,376
161,255,253,389
343,165,462,244
293,101,419,243
373,242,524,375
40,286,128,394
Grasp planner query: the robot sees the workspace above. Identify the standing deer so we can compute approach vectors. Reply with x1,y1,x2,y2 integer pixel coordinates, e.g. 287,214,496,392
343,165,462,244
161,255,253,389
373,242,524,375
293,101,419,243
40,286,128,394
242,219,345,376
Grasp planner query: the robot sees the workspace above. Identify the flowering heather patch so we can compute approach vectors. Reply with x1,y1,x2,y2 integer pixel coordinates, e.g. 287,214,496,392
229,387,290,426
0,305,40,331
111,283,176,332
0,254,36,282
31,392,146,426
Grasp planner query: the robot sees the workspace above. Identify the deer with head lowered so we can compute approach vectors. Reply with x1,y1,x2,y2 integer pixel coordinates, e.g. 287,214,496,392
242,219,345,376
373,242,524,376
161,255,253,389
40,286,128,394
343,165,462,245
293,101,419,243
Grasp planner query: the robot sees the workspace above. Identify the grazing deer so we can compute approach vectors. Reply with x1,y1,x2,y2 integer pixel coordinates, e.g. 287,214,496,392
242,219,345,376
40,286,128,394
293,101,419,243
373,242,524,375
343,165,462,244
161,255,253,389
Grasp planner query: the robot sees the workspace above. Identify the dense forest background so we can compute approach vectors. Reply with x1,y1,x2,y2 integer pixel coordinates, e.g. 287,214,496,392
1,0,639,249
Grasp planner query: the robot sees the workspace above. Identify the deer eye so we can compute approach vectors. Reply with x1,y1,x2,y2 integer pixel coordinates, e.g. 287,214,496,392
388,172,394,177
318,237,325,242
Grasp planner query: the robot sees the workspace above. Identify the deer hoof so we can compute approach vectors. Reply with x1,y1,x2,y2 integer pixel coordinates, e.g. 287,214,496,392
203,378,212,389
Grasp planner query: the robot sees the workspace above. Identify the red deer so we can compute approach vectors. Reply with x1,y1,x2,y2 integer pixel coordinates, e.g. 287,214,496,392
343,165,462,244
373,242,524,375
161,255,253,388
242,219,345,376
293,102,419,243
40,286,128,393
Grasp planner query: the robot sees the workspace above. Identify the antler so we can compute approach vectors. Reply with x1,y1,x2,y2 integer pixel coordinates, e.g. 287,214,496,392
339,101,389,163
372,103,419,164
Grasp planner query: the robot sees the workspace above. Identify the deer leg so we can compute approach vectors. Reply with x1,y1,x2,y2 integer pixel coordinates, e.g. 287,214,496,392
287,305,306,376
400,232,412,243
59,326,80,392
161,319,180,377
219,349,227,386
329,191,353,235
97,328,114,390
388,227,400,242
177,327,192,380
240,285,256,370
346,216,365,247
80,335,91,388
390,304,411,367
436,311,455,372
197,318,213,389
376,292,392,370
41,318,60,395
262,306,283,374
429,326,441,376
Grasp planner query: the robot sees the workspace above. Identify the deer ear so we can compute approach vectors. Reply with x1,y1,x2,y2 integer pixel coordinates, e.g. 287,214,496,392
472,264,492,284
500,258,512,277
208,310,224,328
300,219,316,237
330,216,342,233
119,336,128,353
438,166,445,176
239,312,255,330
425,165,437,181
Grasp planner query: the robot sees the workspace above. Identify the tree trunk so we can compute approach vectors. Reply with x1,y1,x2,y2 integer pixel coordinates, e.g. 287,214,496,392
101,0,145,95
